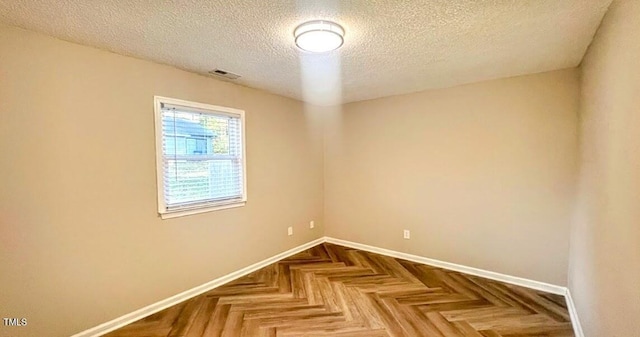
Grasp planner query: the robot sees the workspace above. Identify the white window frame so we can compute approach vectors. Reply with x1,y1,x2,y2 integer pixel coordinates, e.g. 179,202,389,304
153,96,247,219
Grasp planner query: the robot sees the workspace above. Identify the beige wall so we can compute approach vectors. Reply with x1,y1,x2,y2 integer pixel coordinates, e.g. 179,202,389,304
0,24,324,337
324,69,580,286
569,0,640,336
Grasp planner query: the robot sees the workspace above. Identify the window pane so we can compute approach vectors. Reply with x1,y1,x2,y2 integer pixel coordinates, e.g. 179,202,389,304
160,104,244,210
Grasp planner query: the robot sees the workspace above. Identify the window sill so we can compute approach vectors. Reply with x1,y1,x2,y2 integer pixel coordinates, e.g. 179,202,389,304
159,201,246,219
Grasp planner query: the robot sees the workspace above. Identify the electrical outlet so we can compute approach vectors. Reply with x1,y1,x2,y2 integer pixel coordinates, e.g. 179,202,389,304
309,221,315,229
403,229,410,239
288,226,293,236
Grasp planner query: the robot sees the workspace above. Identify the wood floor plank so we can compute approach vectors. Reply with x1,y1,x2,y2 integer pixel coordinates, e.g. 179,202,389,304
426,311,465,337
452,321,486,337
365,293,409,337
168,295,206,337
183,297,219,337
105,243,574,337
220,310,244,337
200,303,230,337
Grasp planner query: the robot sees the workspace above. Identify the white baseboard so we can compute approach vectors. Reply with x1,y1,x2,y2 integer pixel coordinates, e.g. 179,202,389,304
71,237,325,337
564,288,585,337
74,235,583,337
324,237,566,295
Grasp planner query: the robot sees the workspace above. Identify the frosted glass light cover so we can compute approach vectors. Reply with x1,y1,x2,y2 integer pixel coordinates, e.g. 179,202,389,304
294,20,344,53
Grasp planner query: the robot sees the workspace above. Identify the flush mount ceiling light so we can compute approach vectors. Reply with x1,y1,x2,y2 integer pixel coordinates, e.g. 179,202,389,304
294,20,345,53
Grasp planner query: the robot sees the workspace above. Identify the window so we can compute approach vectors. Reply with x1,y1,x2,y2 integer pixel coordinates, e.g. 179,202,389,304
154,96,246,219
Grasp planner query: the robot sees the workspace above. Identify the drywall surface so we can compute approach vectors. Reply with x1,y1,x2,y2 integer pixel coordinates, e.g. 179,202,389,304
0,24,324,337
569,0,640,336
324,69,580,286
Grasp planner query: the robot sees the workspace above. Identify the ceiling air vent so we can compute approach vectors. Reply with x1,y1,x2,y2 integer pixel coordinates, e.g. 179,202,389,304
208,69,241,80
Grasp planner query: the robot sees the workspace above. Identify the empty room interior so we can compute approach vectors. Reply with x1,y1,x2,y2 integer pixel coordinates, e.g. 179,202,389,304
1,1,638,337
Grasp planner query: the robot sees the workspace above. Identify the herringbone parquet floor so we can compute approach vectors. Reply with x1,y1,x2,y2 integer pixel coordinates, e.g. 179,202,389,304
105,243,574,337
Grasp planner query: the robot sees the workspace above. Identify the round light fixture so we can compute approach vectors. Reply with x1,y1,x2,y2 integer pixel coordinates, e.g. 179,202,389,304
294,20,345,53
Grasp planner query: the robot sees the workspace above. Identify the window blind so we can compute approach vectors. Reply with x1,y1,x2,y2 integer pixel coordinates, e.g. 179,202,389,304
160,104,244,211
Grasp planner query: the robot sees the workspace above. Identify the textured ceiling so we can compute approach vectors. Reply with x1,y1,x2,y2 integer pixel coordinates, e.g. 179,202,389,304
0,0,612,105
